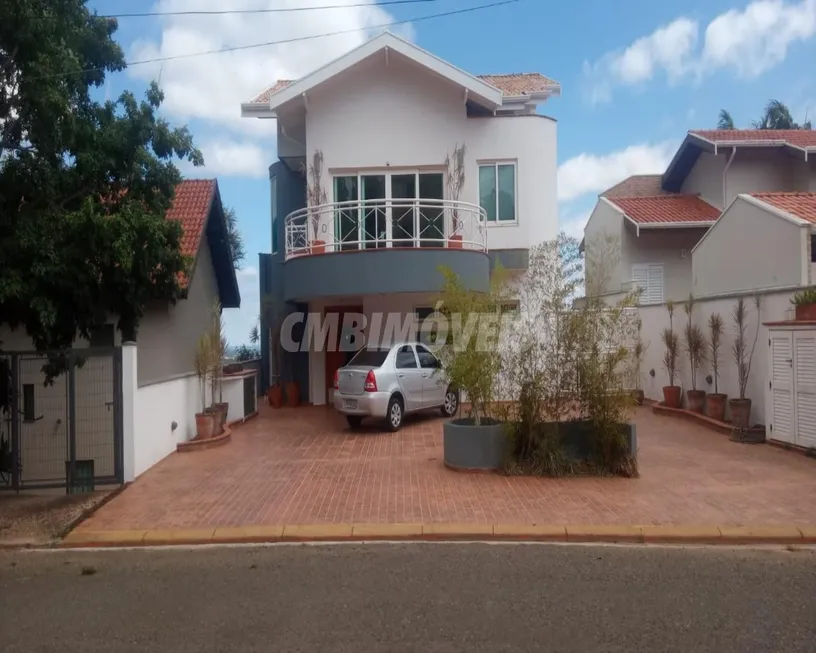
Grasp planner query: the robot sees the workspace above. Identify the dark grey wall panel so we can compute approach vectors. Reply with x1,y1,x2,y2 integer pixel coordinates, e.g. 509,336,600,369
283,248,490,301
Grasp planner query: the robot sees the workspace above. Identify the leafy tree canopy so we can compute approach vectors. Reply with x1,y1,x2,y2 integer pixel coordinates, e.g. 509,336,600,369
0,0,203,353
716,101,812,130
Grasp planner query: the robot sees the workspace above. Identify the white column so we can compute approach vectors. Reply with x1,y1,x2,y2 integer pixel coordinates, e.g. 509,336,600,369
121,341,137,482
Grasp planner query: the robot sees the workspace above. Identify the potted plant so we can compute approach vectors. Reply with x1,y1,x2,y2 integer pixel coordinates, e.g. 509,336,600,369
791,288,816,320
661,301,682,408
730,296,761,430
682,295,707,413
209,302,229,434
437,267,506,470
706,313,727,422
305,150,327,254
630,318,647,405
444,143,466,248
194,334,215,440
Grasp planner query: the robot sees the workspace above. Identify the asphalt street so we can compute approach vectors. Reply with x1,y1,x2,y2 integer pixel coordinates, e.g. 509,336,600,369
2,542,815,652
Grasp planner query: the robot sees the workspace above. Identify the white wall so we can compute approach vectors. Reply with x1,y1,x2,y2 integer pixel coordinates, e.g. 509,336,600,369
304,53,558,250
583,200,625,294
692,197,805,297
636,290,796,426
682,151,726,209
726,150,797,204
792,159,816,192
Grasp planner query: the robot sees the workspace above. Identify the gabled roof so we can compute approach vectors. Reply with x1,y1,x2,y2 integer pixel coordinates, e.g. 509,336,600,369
241,32,559,117
604,195,719,231
749,192,816,225
166,180,240,308
664,129,816,192
601,175,669,198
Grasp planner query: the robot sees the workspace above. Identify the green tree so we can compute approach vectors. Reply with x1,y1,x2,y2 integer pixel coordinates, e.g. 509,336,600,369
715,100,811,130
0,0,203,354
223,206,246,269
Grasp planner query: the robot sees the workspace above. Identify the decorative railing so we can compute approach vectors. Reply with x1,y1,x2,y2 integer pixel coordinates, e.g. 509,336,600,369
284,199,487,260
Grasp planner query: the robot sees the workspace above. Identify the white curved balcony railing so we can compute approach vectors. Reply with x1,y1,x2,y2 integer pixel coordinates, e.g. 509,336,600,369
284,199,487,260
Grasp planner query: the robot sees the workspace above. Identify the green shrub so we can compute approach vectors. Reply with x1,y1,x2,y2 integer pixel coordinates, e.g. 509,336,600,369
791,288,816,305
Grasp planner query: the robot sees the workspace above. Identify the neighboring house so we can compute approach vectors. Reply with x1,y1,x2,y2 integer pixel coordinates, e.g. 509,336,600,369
583,130,816,304
0,179,240,488
242,31,560,405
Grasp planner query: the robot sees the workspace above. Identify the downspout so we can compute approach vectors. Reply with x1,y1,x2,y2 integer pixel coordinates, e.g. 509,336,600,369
722,147,736,208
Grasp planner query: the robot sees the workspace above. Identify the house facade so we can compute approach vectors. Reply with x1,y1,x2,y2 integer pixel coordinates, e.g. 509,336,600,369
243,32,560,405
583,130,816,304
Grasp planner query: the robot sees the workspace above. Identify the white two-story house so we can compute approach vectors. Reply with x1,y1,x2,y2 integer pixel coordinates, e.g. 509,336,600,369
241,31,560,405
583,129,816,304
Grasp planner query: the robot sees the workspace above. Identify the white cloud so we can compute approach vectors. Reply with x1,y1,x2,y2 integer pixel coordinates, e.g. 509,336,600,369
180,138,269,178
128,0,412,134
238,265,258,278
559,208,592,241
584,0,816,102
557,140,677,203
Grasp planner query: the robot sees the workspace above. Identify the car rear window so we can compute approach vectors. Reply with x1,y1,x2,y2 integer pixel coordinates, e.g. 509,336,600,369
348,348,390,367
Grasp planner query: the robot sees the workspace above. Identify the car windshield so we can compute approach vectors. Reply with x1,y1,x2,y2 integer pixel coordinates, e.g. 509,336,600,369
347,348,390,368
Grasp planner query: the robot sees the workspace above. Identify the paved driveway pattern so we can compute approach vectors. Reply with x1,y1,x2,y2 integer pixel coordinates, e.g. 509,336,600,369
75,406,816,532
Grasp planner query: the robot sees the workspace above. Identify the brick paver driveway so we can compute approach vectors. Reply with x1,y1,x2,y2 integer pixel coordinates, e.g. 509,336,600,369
76,406,816,532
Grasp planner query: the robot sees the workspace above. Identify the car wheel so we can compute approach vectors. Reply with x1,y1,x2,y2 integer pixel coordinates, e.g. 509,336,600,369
346,415,363,429
386,395,403,432
441,388,458,417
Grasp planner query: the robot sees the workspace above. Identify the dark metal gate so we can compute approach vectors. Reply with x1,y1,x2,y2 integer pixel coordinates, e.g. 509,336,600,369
0,348,124,492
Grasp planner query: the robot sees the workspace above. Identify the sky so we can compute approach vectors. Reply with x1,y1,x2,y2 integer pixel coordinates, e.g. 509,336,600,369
89,0,816,346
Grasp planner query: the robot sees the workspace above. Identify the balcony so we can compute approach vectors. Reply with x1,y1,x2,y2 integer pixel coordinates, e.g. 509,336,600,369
281,199,490,301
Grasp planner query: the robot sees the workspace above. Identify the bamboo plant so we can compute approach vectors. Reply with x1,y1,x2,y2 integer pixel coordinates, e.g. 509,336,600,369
194,334,212,413
661,301,679,386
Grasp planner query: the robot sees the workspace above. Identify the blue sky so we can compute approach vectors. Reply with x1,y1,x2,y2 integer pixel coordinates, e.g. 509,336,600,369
90,0,816,345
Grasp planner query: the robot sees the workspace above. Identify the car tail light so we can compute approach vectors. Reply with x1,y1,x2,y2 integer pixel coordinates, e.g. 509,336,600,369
333,369,339,390
364,369,377,392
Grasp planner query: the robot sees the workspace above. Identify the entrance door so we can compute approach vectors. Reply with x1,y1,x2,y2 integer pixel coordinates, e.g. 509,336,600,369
324,306,363,404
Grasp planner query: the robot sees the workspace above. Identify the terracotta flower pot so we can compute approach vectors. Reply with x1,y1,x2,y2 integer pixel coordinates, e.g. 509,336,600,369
267,384,283,409
195,412,215,440
662,385,682,408
285,381,300,407
448,234,463,249
213,402,229,433
706,393,727,422
729,398,752,429
311,239,326,254
795,303,816,321
631,389,644,406
686,389,705,414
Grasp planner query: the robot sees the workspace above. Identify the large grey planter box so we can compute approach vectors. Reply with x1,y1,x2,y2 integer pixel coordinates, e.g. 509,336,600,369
443,419,507,471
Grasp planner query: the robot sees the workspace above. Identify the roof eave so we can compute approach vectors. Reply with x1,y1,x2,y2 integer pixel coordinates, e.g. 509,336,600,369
635,221,716,230
240,102,277,119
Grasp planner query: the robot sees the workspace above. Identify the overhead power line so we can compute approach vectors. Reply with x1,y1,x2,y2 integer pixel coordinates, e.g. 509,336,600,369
102,0,440,19
32,0,519,80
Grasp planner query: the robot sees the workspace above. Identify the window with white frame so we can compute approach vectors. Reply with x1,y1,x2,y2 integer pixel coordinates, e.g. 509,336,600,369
631,264,664,305
478,162,516,222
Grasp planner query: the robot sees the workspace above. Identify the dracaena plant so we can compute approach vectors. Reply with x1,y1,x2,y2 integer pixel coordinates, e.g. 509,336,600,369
732,295,762,399
682,295,707,391
707,313,724,394
661,301,679,386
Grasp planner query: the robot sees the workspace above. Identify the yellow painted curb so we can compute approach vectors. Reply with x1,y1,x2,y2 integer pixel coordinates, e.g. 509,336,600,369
718,525,803,543
422,523,494,537
641,524,723,543
282,524,354,540
212,526,284,543
493,524,567,540
566,525,644,543
61,530,148,547
141,529,216,544
352,523,423,538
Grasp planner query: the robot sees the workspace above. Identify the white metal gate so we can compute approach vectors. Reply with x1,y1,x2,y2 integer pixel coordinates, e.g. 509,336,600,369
767,328,816,449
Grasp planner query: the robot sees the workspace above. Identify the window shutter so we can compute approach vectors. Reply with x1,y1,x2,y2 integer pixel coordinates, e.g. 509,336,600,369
631,265,648,298
646,264,664,304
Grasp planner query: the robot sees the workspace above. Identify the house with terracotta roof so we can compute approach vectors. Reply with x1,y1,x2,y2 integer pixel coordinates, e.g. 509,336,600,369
584,130,816,304
241,31,560,405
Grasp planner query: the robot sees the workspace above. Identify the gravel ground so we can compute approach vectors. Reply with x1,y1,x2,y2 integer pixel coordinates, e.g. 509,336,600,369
0,490,113,546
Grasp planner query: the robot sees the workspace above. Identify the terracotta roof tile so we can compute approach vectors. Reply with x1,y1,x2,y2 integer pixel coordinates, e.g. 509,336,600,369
476,73,557,96
601,175,670,198
690,129,816,149
607,195,719,225
750,192,816,224
246,72,557,105
165,179,216,286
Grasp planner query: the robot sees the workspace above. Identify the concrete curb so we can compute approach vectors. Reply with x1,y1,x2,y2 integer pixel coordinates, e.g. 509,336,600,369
59,523,816,548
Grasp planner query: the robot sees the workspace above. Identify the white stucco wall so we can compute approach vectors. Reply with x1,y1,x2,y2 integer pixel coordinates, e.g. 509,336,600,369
692,197,806,297
304,53,558,250
636,290,796,426
725,150,797,205
792,159,816,192
682,152,726,209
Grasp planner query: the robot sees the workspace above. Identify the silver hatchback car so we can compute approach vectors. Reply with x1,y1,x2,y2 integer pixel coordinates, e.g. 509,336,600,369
333,342,459,431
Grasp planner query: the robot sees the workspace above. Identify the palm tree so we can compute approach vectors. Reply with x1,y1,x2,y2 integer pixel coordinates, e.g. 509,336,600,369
716,100,811,130
717,109,735,130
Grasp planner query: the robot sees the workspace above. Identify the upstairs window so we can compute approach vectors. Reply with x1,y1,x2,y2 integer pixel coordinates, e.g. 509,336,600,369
631,264,664,305
478,162,517,222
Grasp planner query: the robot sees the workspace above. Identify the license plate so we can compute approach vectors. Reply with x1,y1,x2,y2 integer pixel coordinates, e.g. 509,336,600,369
343,399,357,409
